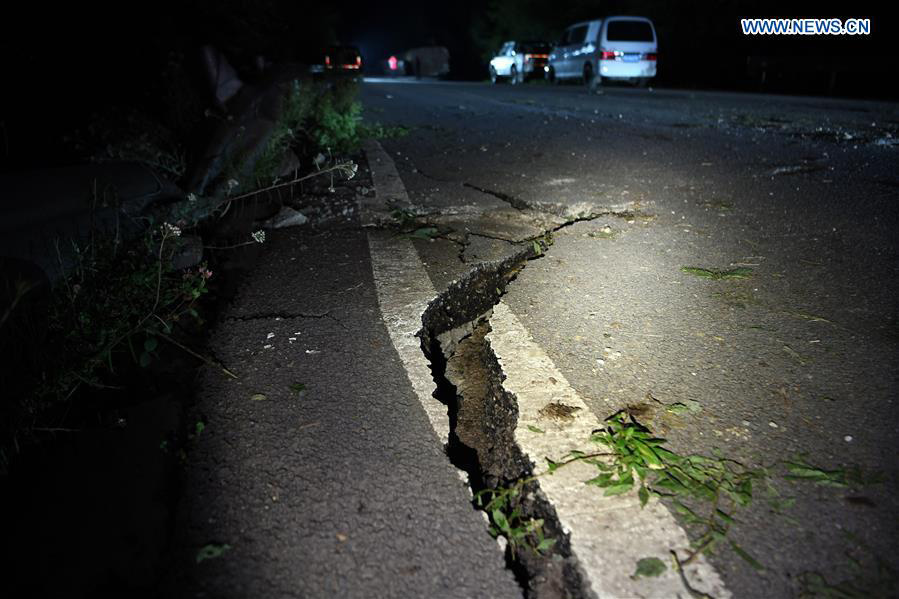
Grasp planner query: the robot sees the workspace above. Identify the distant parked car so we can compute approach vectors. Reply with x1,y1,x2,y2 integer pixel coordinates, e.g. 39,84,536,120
310,46,363,79
489,41,552,84
546,16,657,88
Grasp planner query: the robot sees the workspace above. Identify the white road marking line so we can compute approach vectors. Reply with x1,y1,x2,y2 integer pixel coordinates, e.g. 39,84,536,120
361,140,449,446
362,139,730,598
489,301,731,599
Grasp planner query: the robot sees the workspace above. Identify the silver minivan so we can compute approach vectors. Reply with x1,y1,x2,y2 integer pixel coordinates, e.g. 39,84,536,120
546,16,657,88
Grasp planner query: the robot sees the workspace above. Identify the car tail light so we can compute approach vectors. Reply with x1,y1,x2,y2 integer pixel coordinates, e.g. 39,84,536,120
325,55,331,67
600,50,619,60
645,53,657,61
356,55,362,67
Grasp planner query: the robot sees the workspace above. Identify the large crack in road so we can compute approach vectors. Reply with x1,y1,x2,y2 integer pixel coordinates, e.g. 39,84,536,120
411,204,662,598
418,240,590,599
363,131,692,596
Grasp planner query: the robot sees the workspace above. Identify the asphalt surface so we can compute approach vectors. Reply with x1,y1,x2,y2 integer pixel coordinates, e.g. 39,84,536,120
167,207,519,595
361,79,899,597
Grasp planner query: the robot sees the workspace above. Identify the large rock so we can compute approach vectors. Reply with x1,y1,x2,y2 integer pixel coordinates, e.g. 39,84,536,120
185,50,309,198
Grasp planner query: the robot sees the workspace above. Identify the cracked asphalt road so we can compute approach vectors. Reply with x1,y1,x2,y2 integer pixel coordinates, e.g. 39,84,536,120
362,79,899,597
168,223,520,597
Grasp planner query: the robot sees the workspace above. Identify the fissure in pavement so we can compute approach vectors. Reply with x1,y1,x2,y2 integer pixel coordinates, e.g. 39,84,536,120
417,242,590,599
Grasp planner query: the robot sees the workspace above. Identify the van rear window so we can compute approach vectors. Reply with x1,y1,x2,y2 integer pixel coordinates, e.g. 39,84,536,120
606,21,654,42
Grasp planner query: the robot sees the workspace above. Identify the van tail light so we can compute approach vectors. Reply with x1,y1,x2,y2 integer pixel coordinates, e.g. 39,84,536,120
325,55,331,67
600,50,618,60
645,53,657,61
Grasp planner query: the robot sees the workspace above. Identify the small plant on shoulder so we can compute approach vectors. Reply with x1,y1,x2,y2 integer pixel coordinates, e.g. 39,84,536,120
312,149,359,192
205,229,267,251
218,152,357,208
39,222,213,402
474,479,556,555
564,411,766,569
67,109,188,182
359,122,410,140
483,411,768,570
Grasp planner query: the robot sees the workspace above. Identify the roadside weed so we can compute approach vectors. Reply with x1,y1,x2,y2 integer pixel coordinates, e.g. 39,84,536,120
681,266,753,280
474,480,556,555
196,543,231,563
784,459,882,488
633,556,667,579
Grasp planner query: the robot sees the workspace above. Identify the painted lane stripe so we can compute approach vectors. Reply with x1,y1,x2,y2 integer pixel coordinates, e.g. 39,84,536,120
361,140,449,446
362,139,729,597
488,301,731,599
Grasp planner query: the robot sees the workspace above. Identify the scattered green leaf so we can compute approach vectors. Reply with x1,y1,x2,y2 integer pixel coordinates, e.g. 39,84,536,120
681,266,753,280
196,543,231,563
729,539,764,570
408,226,440,240
633,556,667,578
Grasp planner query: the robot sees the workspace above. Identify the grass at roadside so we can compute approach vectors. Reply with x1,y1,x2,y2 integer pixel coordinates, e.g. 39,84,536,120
0,76,379,472
681,266,753,280
479,410,885,587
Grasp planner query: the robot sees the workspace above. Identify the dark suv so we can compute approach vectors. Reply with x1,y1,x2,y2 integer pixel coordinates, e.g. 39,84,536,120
310,46,362,78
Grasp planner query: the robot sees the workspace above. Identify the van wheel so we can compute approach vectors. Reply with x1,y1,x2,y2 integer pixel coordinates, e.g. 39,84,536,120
546,66,558,84
584,64,601,92
489,66,498,84
633,77,648,88
583,63,595,88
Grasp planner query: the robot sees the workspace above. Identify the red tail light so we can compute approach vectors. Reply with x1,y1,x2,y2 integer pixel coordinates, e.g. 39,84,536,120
645,53,657,61
356,55,362,66
600,50,618,60
325,55,331,67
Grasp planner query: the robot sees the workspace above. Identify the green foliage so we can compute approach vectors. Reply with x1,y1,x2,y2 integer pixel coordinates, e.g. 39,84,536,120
799,532,898,597
359,122,410,140
633,556,667,578
390,208,418,229
38,226,209,403
308,83,363,153
406,227,440,240
680,266,753,280
67,109,187,181
475,479,556,555
196,543,231,563
583,411,766,567
243,79,365,189
784,459,882,488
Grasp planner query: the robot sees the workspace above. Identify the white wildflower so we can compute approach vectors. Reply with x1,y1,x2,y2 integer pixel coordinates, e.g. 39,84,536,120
187,192,198,203
313,153,327,168
226,179,240,191
251,230,266,244
162,222,182,237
